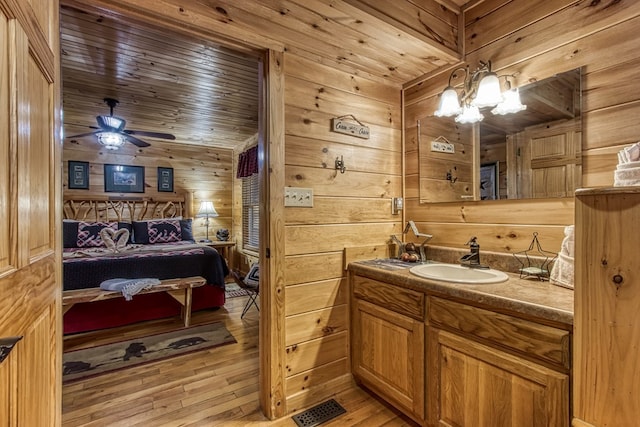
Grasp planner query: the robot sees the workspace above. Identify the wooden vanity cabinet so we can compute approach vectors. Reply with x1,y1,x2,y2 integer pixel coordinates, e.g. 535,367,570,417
427,297,570,427
350,273,426,423
350,271,571,427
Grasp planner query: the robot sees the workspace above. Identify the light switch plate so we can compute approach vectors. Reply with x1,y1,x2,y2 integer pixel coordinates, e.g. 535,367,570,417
284,187,314,207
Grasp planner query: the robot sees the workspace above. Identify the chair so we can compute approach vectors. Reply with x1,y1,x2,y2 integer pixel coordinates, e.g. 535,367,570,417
230,266,259,319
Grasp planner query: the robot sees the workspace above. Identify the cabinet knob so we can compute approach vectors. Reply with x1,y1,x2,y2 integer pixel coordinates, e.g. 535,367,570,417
612,274,624,286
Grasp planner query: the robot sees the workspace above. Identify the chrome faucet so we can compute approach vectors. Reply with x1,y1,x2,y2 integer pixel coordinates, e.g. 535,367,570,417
460,236,489,269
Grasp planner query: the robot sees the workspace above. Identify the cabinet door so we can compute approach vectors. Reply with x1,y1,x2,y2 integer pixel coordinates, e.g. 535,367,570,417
428,329,569,427
352,298,424,422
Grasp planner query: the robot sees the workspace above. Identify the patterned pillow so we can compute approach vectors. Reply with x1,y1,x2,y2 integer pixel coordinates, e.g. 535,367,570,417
146,219,182,244
77,221,118,247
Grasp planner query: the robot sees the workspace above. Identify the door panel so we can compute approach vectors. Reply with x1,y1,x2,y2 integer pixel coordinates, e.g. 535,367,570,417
0,1,61,426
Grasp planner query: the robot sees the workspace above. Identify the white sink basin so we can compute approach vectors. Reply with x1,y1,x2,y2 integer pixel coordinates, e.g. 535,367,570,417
409,263,509,284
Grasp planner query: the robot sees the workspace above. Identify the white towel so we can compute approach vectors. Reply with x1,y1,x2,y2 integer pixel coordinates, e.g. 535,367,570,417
100,278,161,301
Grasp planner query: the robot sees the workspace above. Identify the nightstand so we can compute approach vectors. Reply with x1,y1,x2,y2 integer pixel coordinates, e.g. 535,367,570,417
202,241,236,273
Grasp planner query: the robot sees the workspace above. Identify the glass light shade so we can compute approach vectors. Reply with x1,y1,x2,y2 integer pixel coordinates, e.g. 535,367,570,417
491,88,527,115
455,105,484,124
196,201,219,217
434,86,462,117
472,72,503,108
96,132,126,150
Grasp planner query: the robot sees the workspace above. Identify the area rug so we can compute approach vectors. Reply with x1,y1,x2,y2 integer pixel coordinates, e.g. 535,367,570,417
225,282,251,298
63,322,236,383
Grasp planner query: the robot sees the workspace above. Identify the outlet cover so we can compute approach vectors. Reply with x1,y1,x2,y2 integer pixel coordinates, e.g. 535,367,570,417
284,187,314,207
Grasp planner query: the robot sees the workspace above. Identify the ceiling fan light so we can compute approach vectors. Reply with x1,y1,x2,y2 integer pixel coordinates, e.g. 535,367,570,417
97,132,126,150
491,88,527,115
434,86,462,117
472,72,503,108
455,105,484,124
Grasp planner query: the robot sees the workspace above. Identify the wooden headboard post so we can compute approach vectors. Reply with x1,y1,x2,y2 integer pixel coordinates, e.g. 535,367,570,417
63,195,188,221
185,192,193,219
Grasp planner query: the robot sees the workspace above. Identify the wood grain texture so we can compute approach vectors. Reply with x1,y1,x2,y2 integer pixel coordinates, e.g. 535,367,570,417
429,329,569,427
351,298,425,423
61,295,415,426
63,141,234,241
0,1,61,424
428,297,570,371
405,0,640,256
574,190,640,426
352,275,425,321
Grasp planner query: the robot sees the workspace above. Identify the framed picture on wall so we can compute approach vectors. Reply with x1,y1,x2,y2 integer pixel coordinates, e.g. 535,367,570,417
104,164,145,193
157,167,174,192
68,161,90,189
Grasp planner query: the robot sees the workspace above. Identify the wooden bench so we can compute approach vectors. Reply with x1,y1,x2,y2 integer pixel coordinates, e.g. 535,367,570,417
62,276,207,327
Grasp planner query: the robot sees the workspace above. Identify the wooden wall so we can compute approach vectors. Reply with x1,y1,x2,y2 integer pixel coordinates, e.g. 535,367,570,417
404,0,640,255
282,54,403,410
62,140,234,240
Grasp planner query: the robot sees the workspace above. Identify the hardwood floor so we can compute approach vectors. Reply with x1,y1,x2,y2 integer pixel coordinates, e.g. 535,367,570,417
62,292,417,426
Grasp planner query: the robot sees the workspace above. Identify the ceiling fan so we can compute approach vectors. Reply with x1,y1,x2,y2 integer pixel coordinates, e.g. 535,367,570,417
68,98,176,149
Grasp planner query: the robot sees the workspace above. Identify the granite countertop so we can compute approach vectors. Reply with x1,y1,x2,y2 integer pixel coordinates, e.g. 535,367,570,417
350,259,574,326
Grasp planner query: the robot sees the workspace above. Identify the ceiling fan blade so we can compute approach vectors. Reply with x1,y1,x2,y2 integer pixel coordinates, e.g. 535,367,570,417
124,129,176,140
67,131,100,139
124,134,151,148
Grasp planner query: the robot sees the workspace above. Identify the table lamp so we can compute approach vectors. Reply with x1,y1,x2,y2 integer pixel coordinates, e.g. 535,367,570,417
196,201,218,243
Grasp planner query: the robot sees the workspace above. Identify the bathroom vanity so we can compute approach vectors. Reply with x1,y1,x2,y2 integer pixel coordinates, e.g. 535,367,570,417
349,261,573,427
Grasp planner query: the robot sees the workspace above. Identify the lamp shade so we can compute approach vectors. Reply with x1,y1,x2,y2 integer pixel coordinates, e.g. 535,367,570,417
491,88,527,115
434,86,462,117
97,132,126,150
455,105,484,124
472,72,503,108
196,201,219,217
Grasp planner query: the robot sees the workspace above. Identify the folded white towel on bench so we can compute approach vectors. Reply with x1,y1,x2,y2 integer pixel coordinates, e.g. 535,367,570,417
100,278,161,301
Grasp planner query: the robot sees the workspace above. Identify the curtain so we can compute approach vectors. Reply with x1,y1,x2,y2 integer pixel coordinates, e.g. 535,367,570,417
237,146,258,178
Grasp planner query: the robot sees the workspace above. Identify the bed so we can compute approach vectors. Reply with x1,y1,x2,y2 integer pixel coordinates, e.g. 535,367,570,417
62,195,228,334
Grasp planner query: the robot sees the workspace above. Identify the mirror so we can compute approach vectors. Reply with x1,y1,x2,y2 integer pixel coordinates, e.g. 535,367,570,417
418,68,582,203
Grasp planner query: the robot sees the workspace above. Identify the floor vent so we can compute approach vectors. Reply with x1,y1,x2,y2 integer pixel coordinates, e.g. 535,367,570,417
291,398,347,427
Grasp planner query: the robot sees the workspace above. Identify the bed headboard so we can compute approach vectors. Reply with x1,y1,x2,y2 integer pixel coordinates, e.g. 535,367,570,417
63,195,191,222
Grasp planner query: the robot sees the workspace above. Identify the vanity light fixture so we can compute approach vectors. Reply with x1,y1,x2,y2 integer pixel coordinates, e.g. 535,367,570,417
434,60,526,124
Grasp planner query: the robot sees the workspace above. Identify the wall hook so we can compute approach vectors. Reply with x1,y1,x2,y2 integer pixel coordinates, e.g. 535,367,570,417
335,155,346,174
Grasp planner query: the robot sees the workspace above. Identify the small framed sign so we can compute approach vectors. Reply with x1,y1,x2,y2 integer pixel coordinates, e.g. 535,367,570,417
68,161,90,189
330,115,370,139
104,164,145,193
157,167,174,192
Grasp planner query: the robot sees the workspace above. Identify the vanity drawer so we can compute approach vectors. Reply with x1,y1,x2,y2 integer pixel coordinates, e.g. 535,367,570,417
428,297,570,370
352,275,425,321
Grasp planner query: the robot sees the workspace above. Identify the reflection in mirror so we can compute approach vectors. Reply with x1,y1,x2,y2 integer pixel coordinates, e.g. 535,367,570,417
419,68,582,203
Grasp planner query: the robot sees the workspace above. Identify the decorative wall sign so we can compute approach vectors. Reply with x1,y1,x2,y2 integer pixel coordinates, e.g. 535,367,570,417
104,164,145,193
68,161,90,189
157,167,174,192
330,114,370,139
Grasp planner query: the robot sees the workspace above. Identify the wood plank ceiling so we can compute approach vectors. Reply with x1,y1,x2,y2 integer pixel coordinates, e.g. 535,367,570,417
60,0,463,151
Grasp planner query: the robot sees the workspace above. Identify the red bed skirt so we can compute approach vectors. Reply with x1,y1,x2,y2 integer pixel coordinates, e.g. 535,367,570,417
63,285,225,334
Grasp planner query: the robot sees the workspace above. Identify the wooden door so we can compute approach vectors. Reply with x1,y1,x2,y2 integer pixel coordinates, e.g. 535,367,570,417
515,119,581,199
428,329,569,427
0,1,61,426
